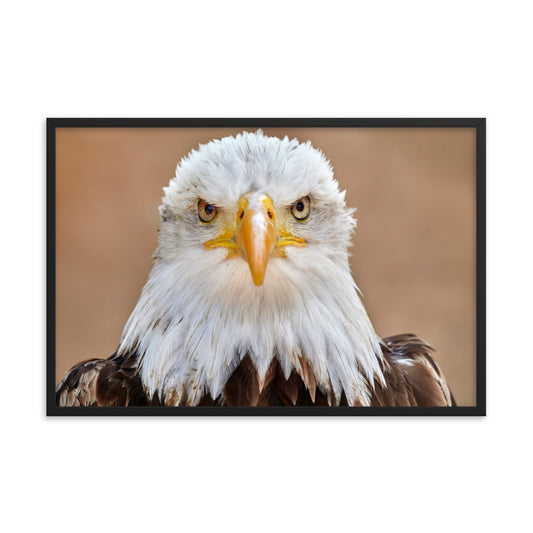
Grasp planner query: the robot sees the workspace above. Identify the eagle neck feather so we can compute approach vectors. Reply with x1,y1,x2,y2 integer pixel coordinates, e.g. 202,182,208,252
117,247,385,406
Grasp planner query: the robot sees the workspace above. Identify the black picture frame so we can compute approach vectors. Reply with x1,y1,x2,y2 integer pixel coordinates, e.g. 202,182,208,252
47,118,486,416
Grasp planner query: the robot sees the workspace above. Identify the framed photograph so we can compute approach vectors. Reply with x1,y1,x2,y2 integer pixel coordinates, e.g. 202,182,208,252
47,118,485,416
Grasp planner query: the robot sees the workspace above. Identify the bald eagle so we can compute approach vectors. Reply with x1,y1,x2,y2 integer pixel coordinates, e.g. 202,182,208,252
56,130,454,408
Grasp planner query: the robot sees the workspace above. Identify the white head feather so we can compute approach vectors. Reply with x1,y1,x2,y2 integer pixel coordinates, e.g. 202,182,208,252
117,130,385,405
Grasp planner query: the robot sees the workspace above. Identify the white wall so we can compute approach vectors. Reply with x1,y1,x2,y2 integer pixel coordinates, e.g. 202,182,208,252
1,2,530,532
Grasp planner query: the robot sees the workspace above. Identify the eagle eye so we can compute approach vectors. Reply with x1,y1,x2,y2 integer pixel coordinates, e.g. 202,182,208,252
198,200,218,223
291,196,310,221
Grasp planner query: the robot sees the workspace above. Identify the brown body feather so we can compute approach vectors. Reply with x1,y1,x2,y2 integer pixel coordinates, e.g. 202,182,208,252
56,334,454,407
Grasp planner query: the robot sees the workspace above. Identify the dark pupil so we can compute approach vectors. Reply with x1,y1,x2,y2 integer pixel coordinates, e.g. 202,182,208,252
296,201,304,212
204,204,214,216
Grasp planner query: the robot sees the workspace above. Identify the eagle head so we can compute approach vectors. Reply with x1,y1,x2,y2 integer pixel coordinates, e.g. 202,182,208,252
117,130,384,405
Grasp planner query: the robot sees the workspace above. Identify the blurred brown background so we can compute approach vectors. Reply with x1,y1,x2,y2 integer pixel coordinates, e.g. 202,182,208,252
55,127,476,405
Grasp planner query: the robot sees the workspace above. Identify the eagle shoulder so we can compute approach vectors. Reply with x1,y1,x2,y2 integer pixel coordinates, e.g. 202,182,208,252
56,353,154,407
374,333,455,407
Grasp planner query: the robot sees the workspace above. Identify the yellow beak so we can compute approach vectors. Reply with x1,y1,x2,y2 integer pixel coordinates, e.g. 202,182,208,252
235,198,277,286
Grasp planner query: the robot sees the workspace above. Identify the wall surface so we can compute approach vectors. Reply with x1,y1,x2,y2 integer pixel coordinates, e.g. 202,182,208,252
5,2,533,533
